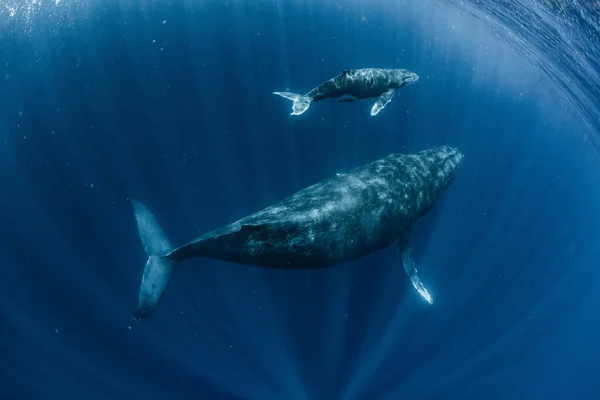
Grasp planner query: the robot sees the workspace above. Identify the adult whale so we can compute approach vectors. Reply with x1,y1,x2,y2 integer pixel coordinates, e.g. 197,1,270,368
273,68,419,116
128,145,463,319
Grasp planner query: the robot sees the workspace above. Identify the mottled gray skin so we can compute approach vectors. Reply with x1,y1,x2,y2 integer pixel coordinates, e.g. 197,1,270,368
166,146,462,269
308,68,419,102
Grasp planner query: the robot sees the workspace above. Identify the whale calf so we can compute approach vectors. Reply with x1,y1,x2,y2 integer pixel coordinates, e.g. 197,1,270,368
128,145,462,319
273,68,419,116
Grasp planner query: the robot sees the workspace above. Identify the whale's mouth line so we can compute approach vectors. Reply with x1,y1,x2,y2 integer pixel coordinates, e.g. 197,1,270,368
405,73,419,84
441,152,464,186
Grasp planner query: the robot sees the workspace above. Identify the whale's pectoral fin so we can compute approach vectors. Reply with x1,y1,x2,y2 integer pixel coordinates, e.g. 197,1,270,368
128,199,180,320
397,231,433,304
273,92,312,115
370,89,395,116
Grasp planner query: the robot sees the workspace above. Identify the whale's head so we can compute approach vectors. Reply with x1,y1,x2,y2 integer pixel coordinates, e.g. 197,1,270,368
395,69,419,86
419,145,464,192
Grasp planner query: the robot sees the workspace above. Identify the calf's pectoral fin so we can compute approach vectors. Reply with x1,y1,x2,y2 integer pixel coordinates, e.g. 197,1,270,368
370,89,395,116
397,230,433,304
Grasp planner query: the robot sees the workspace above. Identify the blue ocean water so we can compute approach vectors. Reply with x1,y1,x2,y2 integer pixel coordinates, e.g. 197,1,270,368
1,0,600,399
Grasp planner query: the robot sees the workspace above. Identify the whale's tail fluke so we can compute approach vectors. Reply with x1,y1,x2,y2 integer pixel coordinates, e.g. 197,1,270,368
273,91,312,115
128,199,179,320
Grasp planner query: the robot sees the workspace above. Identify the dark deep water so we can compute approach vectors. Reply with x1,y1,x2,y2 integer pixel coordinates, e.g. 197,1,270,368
1,0,600,399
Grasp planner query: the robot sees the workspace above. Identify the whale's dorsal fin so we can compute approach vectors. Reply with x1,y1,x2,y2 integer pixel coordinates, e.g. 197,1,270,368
240,224,269,233
342,69,353,75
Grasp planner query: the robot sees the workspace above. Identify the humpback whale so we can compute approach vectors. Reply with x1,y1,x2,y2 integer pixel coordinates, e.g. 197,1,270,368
128,145,463,319
273,68,419,116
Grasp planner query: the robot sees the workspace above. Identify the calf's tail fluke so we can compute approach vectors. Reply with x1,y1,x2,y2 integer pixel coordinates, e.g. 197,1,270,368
128,198,179,320
273,91,312,115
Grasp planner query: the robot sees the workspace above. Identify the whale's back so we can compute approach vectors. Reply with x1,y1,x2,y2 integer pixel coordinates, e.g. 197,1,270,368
166,149,462,269
310,68,409,101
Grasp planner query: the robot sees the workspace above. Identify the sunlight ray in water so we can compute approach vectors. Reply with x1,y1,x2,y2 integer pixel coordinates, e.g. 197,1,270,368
2,0,600,398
